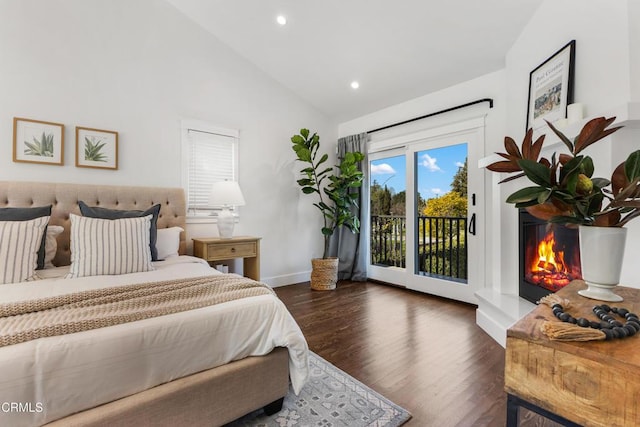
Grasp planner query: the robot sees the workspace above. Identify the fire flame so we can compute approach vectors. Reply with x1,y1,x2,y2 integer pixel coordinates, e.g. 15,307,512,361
525,226,581,292
527,230,573,291
532,232,567,275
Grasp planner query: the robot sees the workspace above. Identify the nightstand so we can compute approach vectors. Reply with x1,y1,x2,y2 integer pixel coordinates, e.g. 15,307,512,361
192,236,261,281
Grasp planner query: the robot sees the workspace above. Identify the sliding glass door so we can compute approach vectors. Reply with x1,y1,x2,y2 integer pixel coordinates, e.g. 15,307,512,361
367,122,484,303
368,149,407,284
414,143,468,283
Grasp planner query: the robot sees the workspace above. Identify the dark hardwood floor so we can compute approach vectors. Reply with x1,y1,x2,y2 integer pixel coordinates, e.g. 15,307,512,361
275,281,560,427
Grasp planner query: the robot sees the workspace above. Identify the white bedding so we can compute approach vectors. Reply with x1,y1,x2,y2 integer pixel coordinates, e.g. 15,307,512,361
0,256,309,427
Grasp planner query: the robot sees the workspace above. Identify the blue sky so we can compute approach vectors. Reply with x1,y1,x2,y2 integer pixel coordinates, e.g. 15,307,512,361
370,143,467,200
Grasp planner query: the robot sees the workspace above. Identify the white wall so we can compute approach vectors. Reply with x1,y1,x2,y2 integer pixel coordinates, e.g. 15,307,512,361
630,0,640,101
0,0,336,285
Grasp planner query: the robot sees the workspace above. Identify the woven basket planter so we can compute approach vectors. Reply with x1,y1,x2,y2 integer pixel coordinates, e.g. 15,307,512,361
310,257,339,291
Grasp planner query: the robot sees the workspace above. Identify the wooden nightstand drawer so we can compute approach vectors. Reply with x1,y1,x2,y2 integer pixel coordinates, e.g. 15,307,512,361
206,241,256,259
192,237,261,281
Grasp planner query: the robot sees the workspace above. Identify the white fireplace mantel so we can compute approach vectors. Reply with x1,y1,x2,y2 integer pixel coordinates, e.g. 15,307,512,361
478,102,640,169
476,102,640,347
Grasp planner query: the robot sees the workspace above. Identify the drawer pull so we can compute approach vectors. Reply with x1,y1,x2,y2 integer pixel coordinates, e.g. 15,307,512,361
231,247,236,252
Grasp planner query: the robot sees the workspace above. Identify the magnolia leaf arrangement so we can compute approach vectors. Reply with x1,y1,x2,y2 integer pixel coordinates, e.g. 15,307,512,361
291,129,364,259
487,117,640,227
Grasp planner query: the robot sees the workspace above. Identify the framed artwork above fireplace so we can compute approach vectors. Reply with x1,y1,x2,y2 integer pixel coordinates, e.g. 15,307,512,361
525,40,575,131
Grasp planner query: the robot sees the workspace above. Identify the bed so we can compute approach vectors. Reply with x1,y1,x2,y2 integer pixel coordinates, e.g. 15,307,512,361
0,181,309,427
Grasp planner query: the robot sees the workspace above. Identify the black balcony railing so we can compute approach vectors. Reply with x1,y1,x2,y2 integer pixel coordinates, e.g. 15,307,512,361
417,216,468,282
370,215,406,268
370,215,468,282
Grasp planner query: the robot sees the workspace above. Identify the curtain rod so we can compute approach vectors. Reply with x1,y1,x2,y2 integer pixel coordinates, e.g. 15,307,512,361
366,98,494,134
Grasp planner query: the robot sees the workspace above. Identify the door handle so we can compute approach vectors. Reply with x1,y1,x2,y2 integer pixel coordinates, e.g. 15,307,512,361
468,213,476,236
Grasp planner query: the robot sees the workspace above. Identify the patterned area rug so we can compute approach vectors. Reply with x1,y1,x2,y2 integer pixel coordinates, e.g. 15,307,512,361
227,352,411,427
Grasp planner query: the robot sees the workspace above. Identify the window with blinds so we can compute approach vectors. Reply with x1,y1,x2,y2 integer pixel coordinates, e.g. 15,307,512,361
181,120,239,216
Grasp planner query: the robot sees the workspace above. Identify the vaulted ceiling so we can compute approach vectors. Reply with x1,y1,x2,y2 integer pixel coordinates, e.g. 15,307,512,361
167,0,543,121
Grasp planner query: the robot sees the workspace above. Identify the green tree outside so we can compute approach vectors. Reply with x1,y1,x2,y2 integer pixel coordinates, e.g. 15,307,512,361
390,191,405,216
423,191,467,217
370,180,391,216
450,158,467,198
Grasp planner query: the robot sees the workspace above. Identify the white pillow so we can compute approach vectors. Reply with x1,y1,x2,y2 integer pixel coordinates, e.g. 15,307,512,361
44,225,64,268
156,226,184,260
66,214,154,278
0,216,49,284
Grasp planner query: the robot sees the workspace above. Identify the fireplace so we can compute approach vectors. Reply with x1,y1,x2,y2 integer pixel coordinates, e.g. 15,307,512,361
519,210,582,303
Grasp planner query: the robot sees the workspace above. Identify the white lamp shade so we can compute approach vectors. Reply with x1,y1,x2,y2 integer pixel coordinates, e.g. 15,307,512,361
208,181,246,207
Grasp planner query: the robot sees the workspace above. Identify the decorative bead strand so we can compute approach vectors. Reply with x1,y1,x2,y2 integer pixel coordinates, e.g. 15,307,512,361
591,304,640,339
549,303,640,340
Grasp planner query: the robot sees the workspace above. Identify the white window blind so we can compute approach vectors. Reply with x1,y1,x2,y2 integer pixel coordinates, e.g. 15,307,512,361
182,121,238,216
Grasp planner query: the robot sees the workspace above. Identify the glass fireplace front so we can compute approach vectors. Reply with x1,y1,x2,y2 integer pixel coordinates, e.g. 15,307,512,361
519,210,582,304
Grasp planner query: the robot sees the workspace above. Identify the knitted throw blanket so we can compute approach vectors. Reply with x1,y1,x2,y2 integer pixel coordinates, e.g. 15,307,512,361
0,275,274,348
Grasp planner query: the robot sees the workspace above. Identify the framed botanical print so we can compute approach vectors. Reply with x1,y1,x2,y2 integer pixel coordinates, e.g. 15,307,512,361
526,40,576,131
75,126,118,170
13,117,65,165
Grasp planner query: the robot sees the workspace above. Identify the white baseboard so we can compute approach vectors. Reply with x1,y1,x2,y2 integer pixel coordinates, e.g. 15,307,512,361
262,271,311,288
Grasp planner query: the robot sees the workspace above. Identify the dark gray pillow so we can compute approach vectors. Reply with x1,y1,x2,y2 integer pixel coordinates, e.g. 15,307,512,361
0,205,52,270
78,201,161,261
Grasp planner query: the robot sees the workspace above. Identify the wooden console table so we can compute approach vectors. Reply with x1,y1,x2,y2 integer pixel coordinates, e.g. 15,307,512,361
192,236,261,281
505,280,640,427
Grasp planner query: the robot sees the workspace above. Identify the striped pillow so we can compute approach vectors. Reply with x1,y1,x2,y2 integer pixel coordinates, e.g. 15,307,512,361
0,216,50,284
67,214,155,278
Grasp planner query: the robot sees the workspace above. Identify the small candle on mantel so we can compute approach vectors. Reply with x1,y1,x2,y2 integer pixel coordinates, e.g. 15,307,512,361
567,103,584,123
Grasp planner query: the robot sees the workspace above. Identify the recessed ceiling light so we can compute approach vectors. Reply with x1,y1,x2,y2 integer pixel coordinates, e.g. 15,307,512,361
350,81,360,89
276,15,287,26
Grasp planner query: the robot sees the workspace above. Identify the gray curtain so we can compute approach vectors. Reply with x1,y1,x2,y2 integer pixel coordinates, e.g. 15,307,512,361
328,132,369,281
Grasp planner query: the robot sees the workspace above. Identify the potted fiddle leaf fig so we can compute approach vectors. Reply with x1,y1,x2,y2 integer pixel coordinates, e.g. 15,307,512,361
487,116,640,301
291,129,364,290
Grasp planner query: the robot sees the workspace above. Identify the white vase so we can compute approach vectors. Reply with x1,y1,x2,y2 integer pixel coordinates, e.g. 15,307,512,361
578,225,627,302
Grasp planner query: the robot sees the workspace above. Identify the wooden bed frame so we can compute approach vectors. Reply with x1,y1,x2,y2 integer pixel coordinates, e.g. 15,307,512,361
0,181,289,426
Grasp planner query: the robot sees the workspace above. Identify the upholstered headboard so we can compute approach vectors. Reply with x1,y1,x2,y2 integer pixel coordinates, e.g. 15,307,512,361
0,181,187,266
